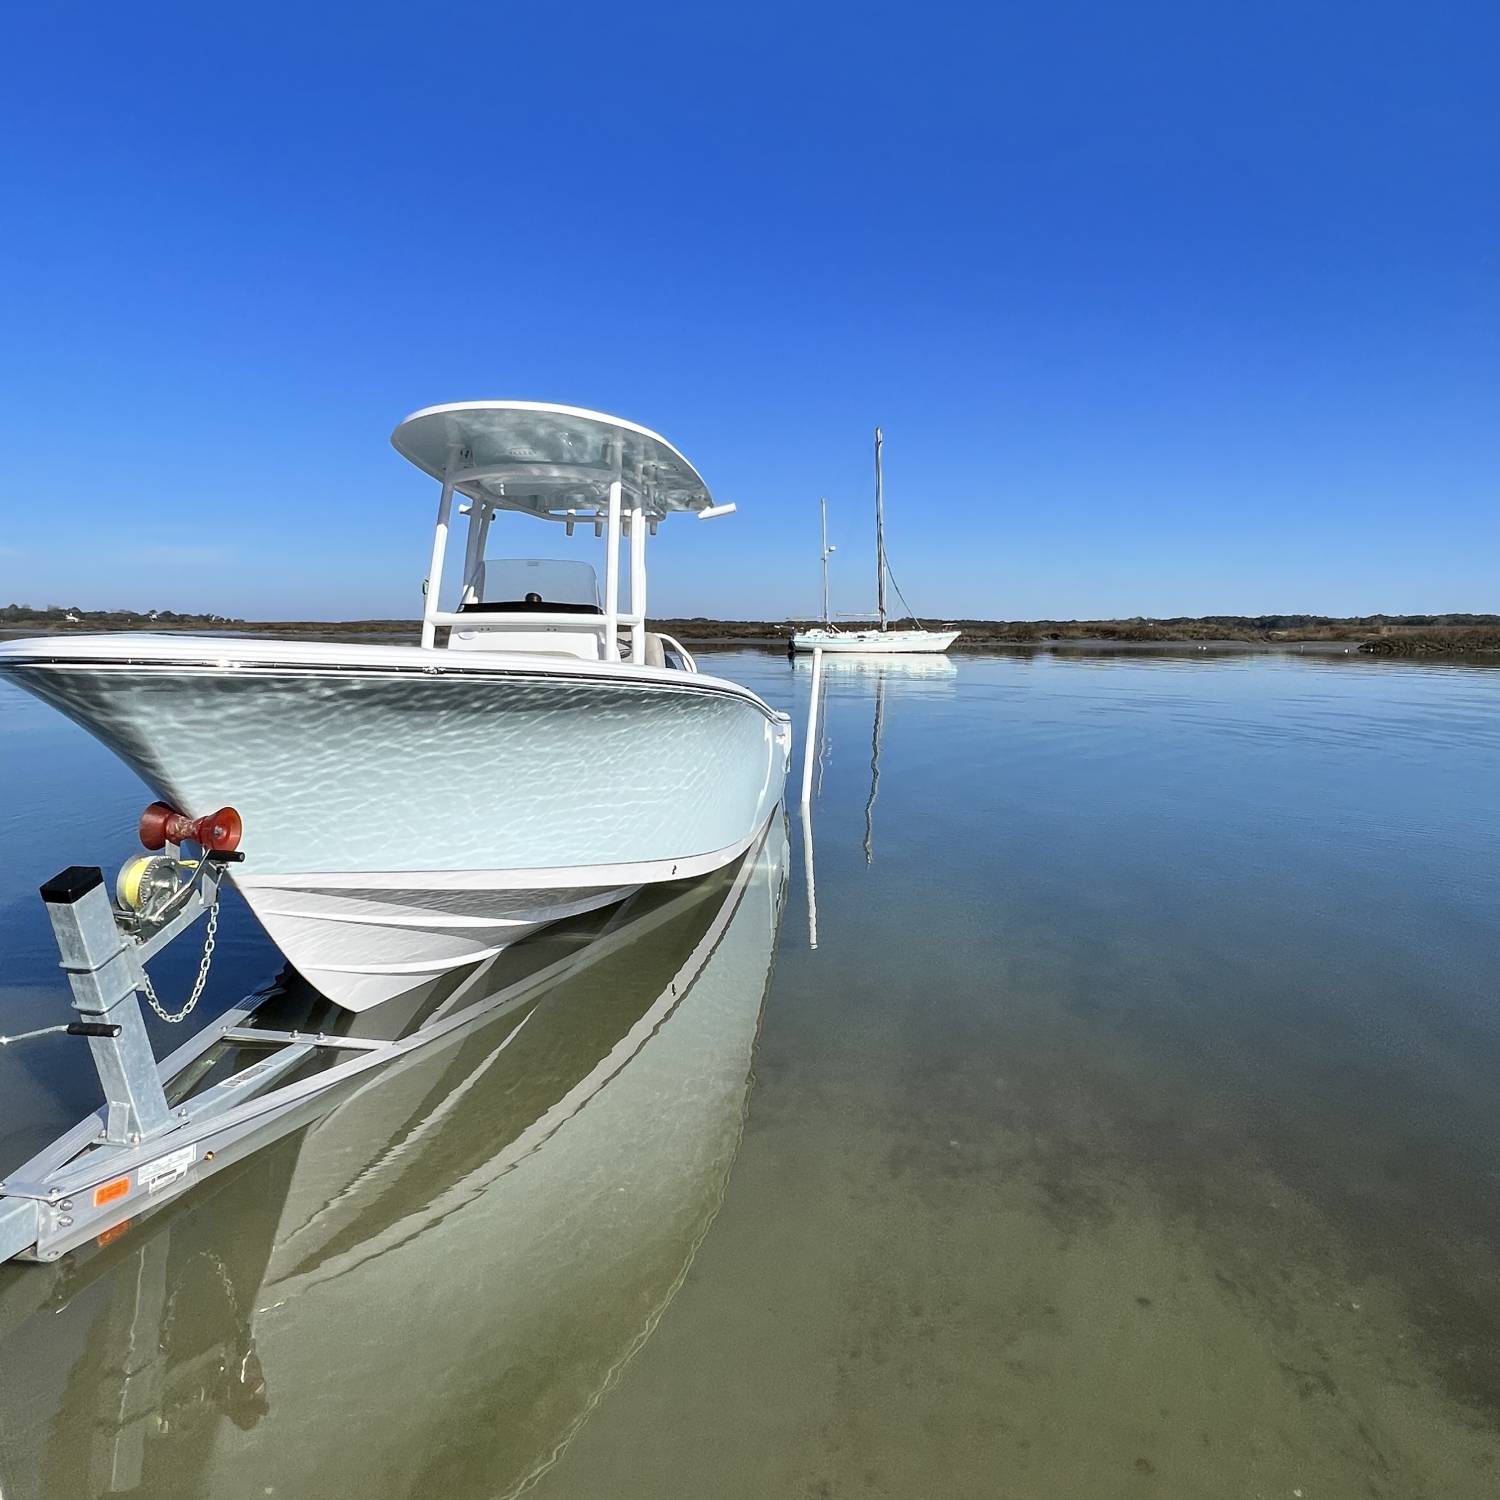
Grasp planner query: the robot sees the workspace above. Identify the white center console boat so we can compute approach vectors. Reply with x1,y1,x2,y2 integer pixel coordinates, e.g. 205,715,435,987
0,402,791,1009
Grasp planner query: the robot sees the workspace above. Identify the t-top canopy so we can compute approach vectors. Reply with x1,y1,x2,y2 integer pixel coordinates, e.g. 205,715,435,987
391,401,714,520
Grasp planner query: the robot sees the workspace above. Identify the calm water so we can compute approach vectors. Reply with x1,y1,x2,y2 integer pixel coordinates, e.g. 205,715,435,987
2,648,1500,1497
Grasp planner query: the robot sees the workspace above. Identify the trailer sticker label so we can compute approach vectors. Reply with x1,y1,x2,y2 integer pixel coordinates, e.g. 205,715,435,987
138,1145,196,1195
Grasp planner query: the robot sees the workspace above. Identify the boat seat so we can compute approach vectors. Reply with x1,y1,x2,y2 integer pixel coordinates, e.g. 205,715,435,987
642,632,668,669
448,623,605,659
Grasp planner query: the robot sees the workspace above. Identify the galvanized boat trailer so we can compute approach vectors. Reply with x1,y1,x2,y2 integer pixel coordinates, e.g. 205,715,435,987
0,786,789,1268
0,806,541,1265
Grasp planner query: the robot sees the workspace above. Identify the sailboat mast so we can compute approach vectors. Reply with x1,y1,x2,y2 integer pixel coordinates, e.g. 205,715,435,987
874,426,888,631
819,496,832,628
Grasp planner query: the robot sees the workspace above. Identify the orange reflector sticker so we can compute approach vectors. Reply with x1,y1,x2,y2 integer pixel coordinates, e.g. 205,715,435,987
92,1176,131,1208
96,1220,131,1249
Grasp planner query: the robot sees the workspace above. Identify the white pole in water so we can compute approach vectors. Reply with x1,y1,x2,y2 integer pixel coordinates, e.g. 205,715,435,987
800,646,824,808
799,645,824,948
874,427,888,632
604,479,622,662
801,800,819,950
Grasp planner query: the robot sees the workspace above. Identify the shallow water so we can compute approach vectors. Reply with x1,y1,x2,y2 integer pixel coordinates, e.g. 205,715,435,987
2,648,1500,1498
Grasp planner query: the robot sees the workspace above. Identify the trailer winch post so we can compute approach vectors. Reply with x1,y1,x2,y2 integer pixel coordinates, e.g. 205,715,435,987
41,866,174,1144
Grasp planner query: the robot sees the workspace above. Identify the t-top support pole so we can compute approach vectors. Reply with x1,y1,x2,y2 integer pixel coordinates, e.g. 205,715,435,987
604,479,623,662
460,498,492,604
629,503,647,664
421,447,460,649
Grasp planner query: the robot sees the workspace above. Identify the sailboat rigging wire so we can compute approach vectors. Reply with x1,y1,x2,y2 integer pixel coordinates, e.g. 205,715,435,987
881,558,929,633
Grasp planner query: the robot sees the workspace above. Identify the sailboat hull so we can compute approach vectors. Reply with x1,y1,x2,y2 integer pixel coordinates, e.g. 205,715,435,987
790,628,960,653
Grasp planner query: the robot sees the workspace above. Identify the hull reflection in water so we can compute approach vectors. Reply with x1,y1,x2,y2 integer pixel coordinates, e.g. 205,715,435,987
0,817,789,1500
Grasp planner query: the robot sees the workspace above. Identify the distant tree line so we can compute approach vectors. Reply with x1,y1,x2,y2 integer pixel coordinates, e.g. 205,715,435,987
1,604,241,625
6,604,1500,655
653,613,1500,655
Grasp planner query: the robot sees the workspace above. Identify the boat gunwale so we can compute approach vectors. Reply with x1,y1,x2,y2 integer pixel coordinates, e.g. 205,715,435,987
0,636,788,724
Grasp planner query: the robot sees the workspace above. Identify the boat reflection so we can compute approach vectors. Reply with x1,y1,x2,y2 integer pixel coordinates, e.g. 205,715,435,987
791,650,959,686
0,817,789,1500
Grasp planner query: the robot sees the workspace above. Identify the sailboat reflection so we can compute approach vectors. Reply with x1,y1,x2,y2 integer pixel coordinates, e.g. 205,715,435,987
0,818,789,1500
795,653,956,949
863,668,885,865
794,652,957,864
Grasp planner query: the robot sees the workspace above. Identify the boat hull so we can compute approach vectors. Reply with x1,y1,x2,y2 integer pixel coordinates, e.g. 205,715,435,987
791,628,960,653
0,636,791,1009
236,840,764,1009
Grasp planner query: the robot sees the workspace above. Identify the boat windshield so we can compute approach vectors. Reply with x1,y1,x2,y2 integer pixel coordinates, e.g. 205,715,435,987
464,559,603,615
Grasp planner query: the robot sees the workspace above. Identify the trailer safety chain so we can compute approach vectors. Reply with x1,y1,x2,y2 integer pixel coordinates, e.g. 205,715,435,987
142,901,219,1024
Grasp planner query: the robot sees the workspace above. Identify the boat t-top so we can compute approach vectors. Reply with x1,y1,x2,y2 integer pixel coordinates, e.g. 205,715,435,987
792,427,960,654
0,401,792,1010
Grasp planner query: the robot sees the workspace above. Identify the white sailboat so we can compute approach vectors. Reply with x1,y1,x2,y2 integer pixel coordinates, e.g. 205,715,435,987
791,427,960,653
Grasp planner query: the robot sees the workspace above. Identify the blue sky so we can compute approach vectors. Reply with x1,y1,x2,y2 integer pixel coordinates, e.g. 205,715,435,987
2,1,1497,621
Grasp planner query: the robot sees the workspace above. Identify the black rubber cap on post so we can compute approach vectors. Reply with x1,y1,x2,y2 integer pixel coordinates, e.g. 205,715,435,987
40,866,105,905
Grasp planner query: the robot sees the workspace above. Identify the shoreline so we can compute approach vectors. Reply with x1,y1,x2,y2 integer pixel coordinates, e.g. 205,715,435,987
3,622,1497,660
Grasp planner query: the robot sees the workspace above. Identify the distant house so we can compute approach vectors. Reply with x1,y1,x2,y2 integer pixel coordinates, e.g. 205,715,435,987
64,611,80,623
145,610,158,621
